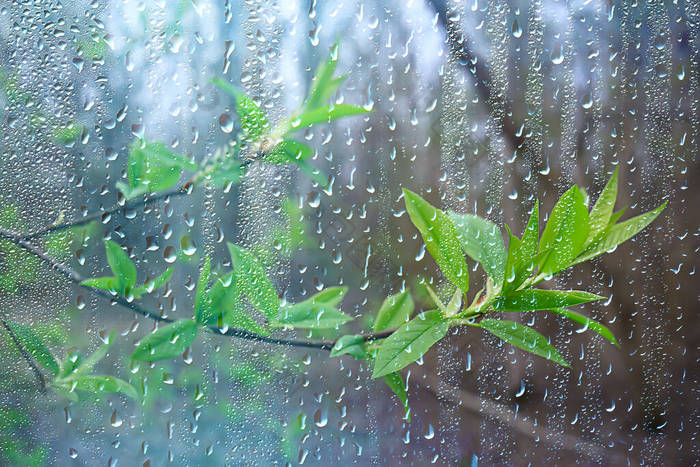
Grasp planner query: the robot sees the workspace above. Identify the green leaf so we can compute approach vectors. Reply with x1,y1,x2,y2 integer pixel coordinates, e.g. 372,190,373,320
133,266,174,298
59,349,84,377
264,139,314,165
330,334,368,359
103,239,137,293
288,104,369,133
573,202,666,265
70,375,138,399
309,286,348,307
476,319,570,368
503,202,540,293
80,276,119,293
131,319,199,362
403,189,469,292
448,213,506,285
372,310,449,378
123,140,197,199
194,256,211,323
305,41,344,110
382,372,410,421
4,321,59,376
493,289,604,311
274,301,352,329
586,168,618,248
547,308,619,347
539,186,590,275
374,290,414,331
227,243,279,320
72,331,115,377
222,306,270,336
211,78,269,141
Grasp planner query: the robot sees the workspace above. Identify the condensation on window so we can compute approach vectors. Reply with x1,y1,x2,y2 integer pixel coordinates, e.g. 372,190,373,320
0,0,695,465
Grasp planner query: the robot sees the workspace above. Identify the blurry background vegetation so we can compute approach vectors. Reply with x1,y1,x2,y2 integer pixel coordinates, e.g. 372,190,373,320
0,0,696,465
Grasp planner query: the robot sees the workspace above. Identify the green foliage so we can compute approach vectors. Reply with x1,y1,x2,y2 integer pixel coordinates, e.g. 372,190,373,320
81,239,172,299
390,171,664,374
373,290,414,331
383,372,410,421
0,203,40,294
474,319,570,368
330,334,368,359
493,289,603,311
402,189,470,293
274,289,352,329
372,310,449,378
228,243,279,321
4,320,59,376
0,408,47,467
3,322,136,400
117,140,198,199
131,319,199,362
448,213,507,284
538,185,590,275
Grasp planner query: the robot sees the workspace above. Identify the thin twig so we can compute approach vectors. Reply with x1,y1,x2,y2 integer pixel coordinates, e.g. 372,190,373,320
0,227,395,352
0,312,47,393
23,158,256,239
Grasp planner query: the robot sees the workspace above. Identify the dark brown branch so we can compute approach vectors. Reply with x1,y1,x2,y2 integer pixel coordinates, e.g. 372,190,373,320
0,312,47,393
0,227,395,353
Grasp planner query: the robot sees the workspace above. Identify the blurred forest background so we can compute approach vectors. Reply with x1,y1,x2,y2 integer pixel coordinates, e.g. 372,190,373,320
0,0,697,465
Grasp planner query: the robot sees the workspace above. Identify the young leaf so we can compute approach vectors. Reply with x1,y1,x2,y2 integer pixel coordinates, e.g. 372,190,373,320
72,331,115,377
493,289,604,311
80,276,119,294
222,306,270,336
372,310,449,378
539,186,590,275
264,139,314,165
123,140,197,199
547,308,619,347
448,213,506,285
403,189,469,292
227,243,279,320
310,286,348,307
330,334,368,359
197,271,268,334
374,290,414,331
194,256,211,323
211,78,268,141
131,319,199,362
382,372,410,421
288,105,370,133
134,266,173,298
304,41,343,110
4,321,59,376
572,202,666,265
104,239,137,292
274,302,352,329
586,167,618,248
502,202,539,293
444,288,463,317
475,319,570,368
71,375,138,399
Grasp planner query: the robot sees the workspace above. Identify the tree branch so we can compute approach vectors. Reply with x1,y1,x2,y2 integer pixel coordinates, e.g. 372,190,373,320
23,157,257,239
0,227,395,353
0,311,47,393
